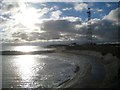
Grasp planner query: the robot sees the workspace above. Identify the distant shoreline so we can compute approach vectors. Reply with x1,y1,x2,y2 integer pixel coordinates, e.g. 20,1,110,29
0,50,55,55
1,44,120,58
47,43,120,59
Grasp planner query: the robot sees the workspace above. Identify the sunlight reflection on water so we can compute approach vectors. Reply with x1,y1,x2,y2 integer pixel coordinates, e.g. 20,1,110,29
2,53,77,88
14,46,40,52
13,46,55,52
12,55,47,88
13,55,37,87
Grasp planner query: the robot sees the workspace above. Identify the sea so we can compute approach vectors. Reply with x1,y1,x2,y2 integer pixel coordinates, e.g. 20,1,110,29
1,45,78,89
0,45,106,89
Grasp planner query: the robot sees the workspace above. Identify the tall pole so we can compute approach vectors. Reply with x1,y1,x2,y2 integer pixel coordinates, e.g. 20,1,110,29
87,8,92,44
118,1,120,43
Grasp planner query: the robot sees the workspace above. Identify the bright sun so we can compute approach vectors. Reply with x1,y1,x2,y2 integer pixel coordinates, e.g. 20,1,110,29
14,3,40,32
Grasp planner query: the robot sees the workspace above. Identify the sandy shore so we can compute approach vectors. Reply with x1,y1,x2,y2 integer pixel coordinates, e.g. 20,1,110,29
56,48,120,88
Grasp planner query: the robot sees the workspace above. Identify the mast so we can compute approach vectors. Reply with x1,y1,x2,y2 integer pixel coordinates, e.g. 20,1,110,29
87,8,92,44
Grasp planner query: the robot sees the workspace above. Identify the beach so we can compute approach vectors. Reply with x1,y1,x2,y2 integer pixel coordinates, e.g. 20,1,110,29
1,44,120,89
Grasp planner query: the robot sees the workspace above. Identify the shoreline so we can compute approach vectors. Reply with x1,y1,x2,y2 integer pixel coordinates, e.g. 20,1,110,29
61,50,120,88
0,50,55,55
1,44,120,88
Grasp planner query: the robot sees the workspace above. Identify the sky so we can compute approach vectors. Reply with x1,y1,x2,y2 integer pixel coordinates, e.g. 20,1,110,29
0,0,120,45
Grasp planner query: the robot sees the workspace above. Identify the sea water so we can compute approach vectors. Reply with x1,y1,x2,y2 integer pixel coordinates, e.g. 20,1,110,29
1,46,77,88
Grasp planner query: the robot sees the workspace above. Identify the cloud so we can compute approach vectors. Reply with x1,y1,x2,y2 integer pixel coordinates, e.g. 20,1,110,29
1,2,19,11
91,19,119,42
1,2,51,23
0,2,20,23
62,8,72,11
75,14,119,43
34,19,83,42
1,8,119,44
40,11,119,43
0,2,119,44
62,16,81,23
41,20,76,33
11,30,61,41
50,10,62,20
37,7,50,18
74,3,88,11
96,8,103,12
103,7,120,22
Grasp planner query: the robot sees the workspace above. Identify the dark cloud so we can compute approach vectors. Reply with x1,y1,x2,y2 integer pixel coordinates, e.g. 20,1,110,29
40,8,119,43
41,20,76,33
12,15,119,43
92,19,119,42
12,31,61,41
